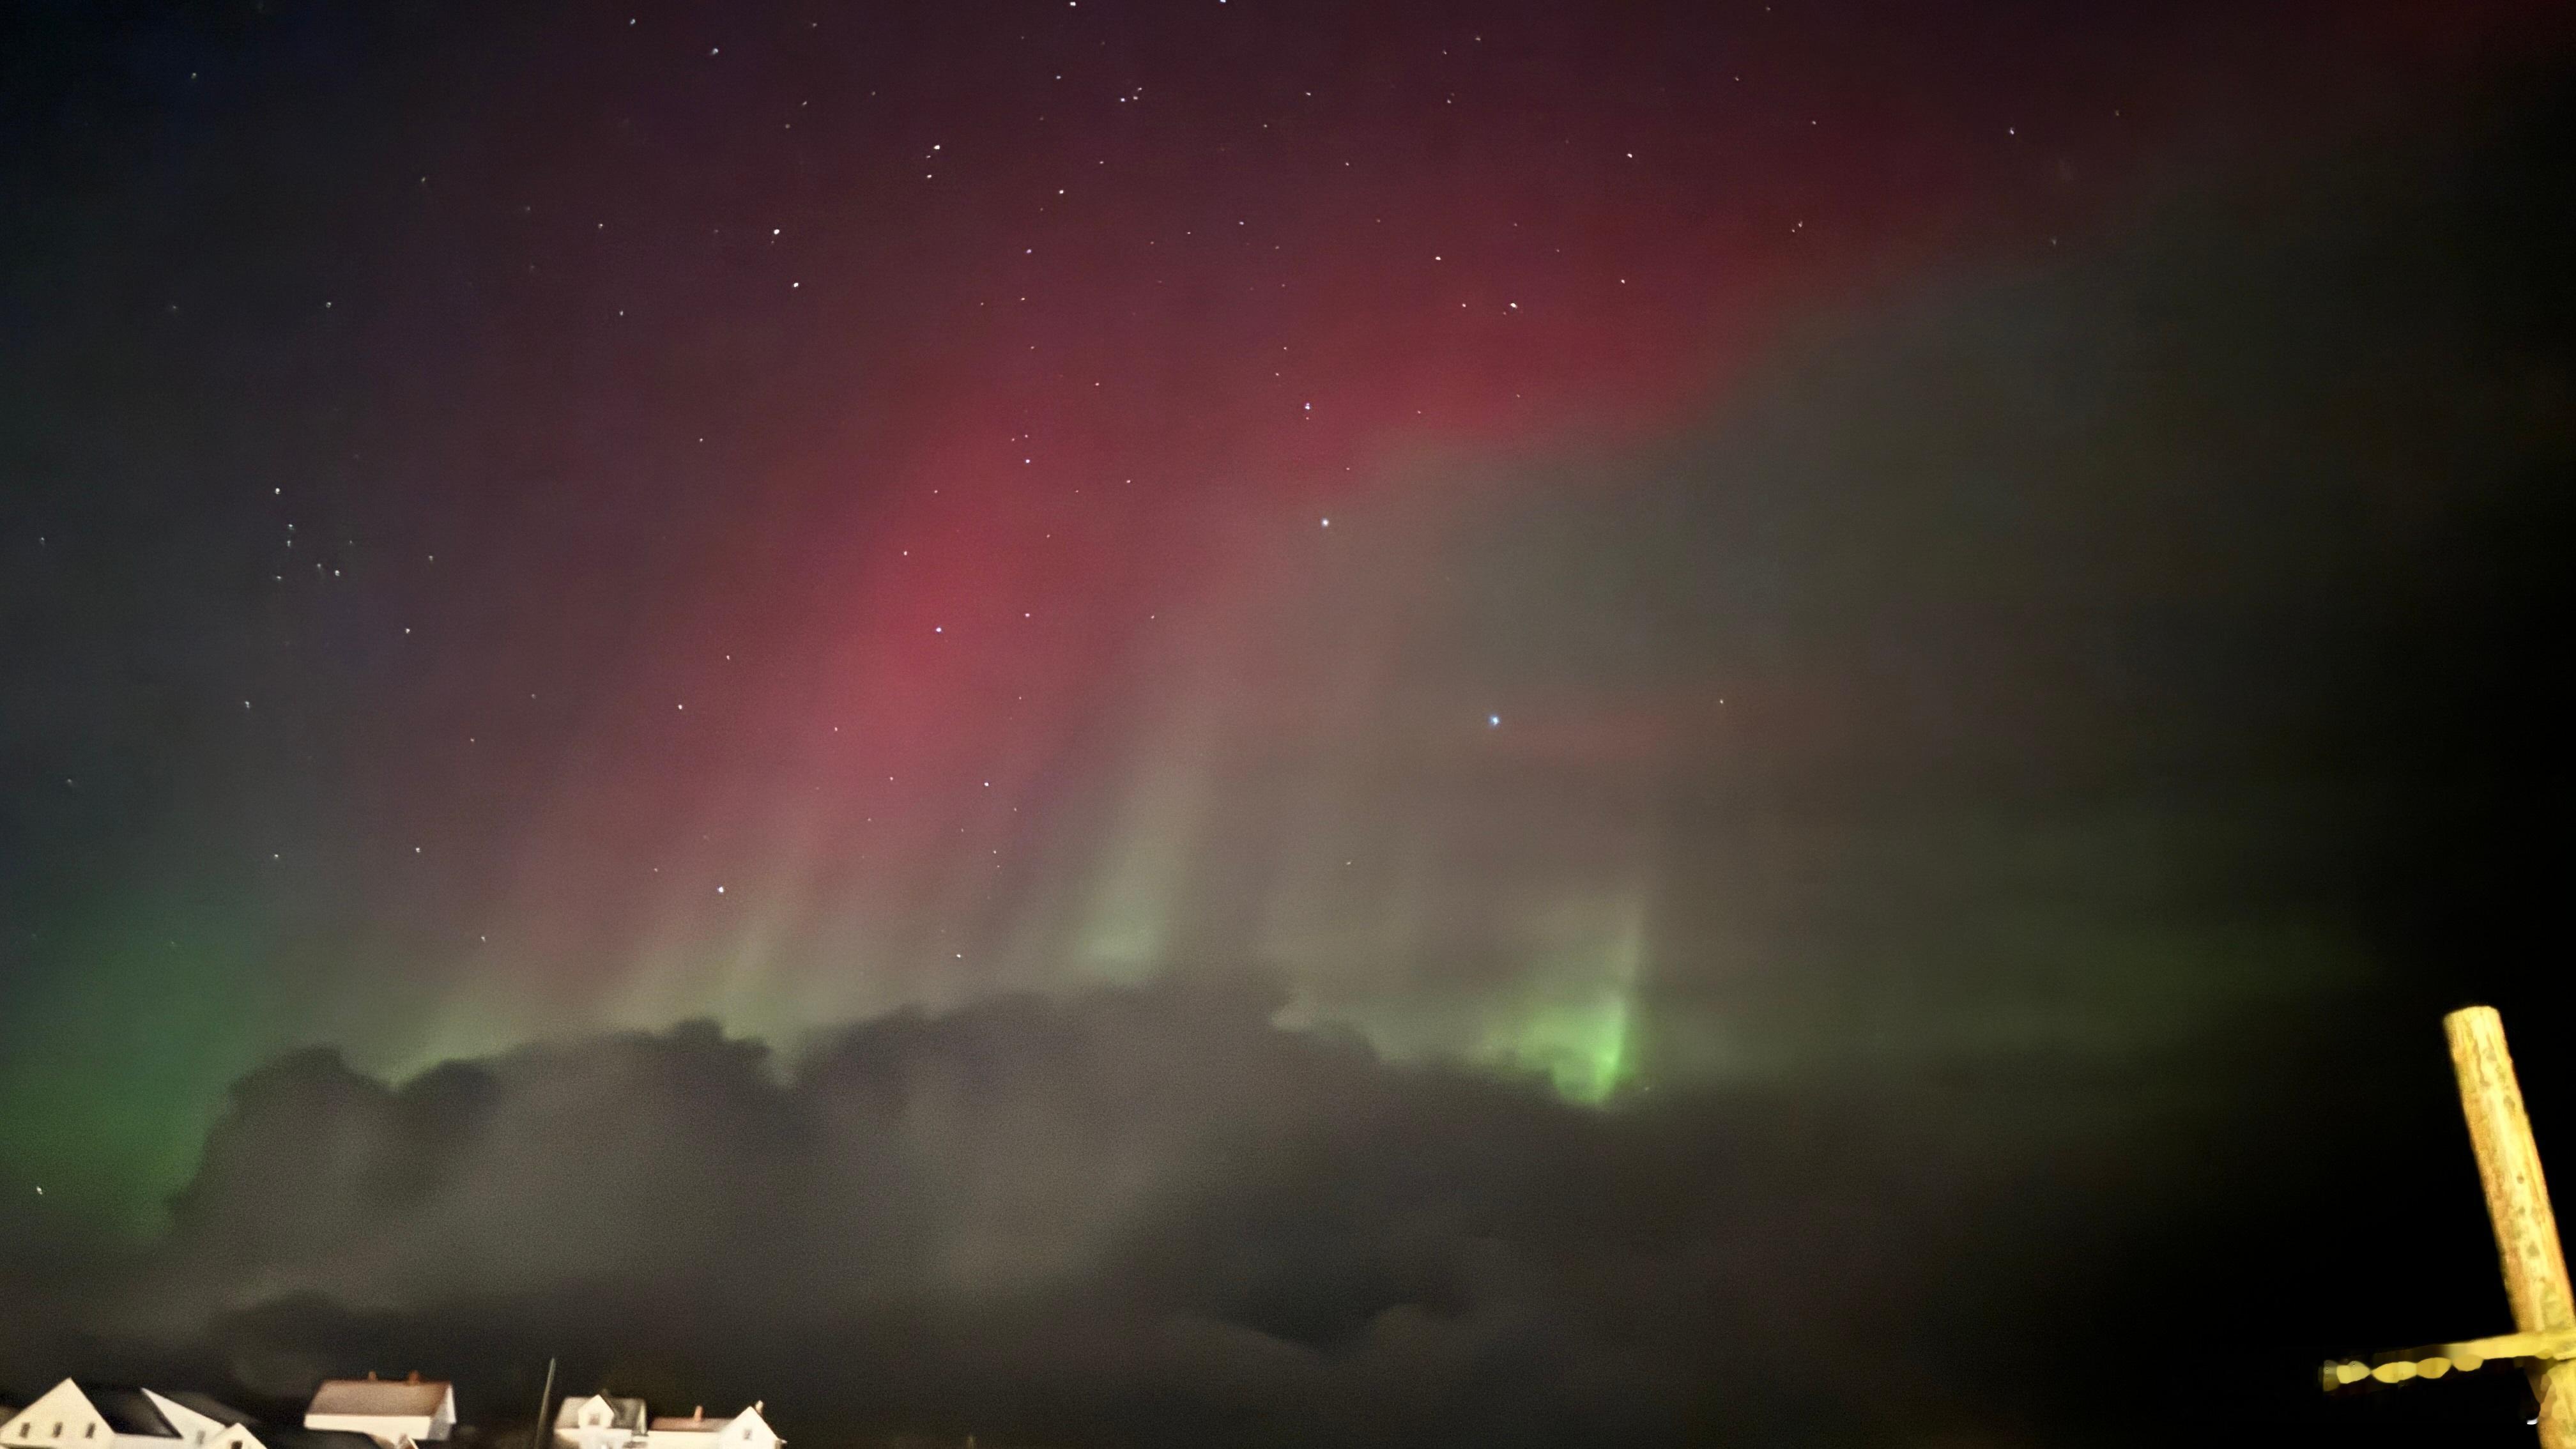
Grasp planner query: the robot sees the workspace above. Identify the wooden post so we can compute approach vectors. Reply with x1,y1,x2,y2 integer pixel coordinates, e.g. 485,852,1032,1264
528,1356,556,1449
2446,1006,2576,1448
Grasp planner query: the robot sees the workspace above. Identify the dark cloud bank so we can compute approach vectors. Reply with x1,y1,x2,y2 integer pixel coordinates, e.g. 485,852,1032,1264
8,57,2575,1449
0,981,2318,1448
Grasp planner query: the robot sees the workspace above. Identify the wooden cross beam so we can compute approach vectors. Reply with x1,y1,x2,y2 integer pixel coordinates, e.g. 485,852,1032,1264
2320,1006,2575,1446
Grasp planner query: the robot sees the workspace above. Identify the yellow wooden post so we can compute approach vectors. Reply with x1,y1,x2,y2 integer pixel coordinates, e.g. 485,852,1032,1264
2446,1006,2576,1449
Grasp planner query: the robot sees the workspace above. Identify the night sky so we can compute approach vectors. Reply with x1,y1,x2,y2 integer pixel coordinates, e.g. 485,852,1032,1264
4,1,2575,1445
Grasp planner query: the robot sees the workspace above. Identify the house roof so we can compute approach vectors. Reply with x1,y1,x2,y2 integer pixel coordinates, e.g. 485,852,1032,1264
155,1395,257,1429
305,1383,448,1420
648,1407,769,1436
250,1430,385,1449
645,1411,735,1432
555,1398,645,1432
70,1385,176,1439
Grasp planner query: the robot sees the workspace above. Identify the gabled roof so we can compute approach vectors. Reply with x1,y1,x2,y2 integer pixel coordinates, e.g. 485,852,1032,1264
554,1397,645,1432
151,1393,258,1429
647,1408,767,1438
220,1425,383,1449
68,1385,176,1439
305,1383,448,1420
70,1386,175,1439
253,1430,383,1449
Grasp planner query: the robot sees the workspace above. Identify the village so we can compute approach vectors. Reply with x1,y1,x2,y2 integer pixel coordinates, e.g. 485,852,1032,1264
0,1377,783,1449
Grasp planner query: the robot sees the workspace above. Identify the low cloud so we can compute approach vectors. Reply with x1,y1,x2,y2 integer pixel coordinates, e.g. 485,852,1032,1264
4,977,2217,1448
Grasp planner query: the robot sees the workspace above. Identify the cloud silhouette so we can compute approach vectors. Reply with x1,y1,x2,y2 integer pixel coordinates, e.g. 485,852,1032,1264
1,977,2196,1447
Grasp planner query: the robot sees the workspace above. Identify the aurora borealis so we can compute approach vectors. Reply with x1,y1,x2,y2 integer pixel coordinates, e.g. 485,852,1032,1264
5,1,2576,1444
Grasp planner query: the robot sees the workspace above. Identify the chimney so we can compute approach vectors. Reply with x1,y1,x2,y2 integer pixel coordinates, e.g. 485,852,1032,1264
367,1373,379,1383
691,1409,702,1422
406,1373,420,1385
749,1405,760,1416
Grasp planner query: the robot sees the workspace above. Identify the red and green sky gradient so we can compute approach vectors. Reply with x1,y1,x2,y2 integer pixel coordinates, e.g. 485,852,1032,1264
1,0,2567,1227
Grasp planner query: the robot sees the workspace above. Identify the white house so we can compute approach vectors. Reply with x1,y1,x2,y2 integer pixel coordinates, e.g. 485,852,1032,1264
551,1395,645,1449
139,1392,256,1449
1,1383,194,1449
302,1376,454,1449
641,1406,778,1449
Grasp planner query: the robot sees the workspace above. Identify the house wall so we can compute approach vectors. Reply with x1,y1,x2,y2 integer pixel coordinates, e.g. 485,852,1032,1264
303,1419,427,1449
645,1416,772,1449
0,1383,178,1449
307,1386,452,1446
555,1396,640,1449
0,1383,105,1449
